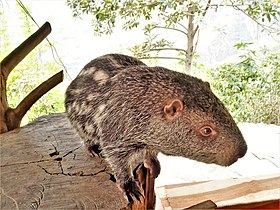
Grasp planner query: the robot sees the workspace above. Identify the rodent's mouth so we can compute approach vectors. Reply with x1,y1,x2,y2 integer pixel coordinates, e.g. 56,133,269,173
215,141,247,167
226,158,238,166
220,155,242,167
197,151,238,166
207,153,238,167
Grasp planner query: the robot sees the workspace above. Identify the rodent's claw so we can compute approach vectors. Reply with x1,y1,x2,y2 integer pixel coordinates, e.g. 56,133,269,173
85,141,102,157
120,178,144,202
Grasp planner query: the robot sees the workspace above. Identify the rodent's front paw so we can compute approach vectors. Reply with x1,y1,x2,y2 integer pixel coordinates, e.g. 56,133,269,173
144,155,161,178
84,141,102,157
118,178,143,202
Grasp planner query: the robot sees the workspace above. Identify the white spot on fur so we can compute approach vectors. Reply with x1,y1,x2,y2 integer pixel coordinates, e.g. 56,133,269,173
94,70,109,85
85,121,94,133
108,55,123,68
87,94,96,101
93,104,106,123
71,101,77,110
70,89,83,95
80,67,97,76
93,104,107,138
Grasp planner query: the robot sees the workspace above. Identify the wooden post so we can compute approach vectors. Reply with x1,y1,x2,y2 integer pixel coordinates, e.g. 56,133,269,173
126,165,156,210
145,169,156,209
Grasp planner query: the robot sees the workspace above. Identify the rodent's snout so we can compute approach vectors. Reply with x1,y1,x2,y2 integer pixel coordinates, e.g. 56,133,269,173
237,142,247,159
218,139,248,166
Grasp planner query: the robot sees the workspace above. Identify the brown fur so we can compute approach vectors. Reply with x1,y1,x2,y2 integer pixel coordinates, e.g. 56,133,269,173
65,54,247,201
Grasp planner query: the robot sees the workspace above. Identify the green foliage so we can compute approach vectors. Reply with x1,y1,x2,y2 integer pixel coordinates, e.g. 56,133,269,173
243,0,280,23
0,12,11,54
67,0,280,73
67,0,188,34
67,0,280,34
1,5,65,125
206,48,279,125
66,0,208,66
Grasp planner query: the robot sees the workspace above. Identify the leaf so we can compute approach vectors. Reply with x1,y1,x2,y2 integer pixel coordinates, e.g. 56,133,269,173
234,42,253,49
266,13,271,22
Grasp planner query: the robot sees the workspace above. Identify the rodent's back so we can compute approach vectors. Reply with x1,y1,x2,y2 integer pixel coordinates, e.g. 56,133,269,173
65,54,146,144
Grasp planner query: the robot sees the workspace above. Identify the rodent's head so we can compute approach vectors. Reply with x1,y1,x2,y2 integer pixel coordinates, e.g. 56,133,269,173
149,70,247,166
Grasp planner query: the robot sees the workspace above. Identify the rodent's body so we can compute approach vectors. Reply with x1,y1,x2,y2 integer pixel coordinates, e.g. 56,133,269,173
65,54,247,201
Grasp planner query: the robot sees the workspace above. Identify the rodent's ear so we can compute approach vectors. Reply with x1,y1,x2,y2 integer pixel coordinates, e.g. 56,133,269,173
164,98,184,120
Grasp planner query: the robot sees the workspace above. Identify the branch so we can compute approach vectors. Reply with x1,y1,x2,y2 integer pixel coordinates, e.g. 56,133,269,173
202,0,212,17
159,13,189,32
152,26,189,37
210,3,243,7
193,29,200,55
228,0,278,32
0,22,51,81
139,56,186,62
194,0,212,37
144,47,187,54
0,22,51,133
14,70,63,121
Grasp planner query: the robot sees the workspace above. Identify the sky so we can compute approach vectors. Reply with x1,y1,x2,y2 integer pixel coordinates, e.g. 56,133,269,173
1,0,146,79
1,0,279,79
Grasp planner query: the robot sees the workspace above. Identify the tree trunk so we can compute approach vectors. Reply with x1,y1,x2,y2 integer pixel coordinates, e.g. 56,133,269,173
185,4,197,74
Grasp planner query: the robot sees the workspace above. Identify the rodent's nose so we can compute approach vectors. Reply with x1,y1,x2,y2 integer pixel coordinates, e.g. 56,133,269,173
238,142,247,158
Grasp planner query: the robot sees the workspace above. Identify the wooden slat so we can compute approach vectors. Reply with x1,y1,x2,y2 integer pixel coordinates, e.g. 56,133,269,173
156,174,280,209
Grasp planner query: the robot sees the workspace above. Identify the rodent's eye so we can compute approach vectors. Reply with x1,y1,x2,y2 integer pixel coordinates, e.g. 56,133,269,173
199,126,213,137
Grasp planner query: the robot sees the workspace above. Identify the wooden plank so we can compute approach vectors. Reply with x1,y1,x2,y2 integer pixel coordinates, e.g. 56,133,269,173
156,174,280,209
217,200,279,209
0,113,127,210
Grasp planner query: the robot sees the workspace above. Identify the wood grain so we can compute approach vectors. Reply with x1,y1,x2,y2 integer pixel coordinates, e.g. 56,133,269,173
156,174,280,209
0,113,128,210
